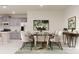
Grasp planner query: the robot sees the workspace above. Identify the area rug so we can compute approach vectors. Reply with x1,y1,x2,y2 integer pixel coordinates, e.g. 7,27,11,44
15,44,68,54
15,43,79,54
15,49,68,54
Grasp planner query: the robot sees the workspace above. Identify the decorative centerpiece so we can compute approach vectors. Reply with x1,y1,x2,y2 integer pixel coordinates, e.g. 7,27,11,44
36,26,46,32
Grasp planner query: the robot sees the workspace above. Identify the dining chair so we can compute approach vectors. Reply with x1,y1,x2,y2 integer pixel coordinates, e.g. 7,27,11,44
38,35,45,48
49,31,63,50
44,35,50,49
20,31,34,50
33,35,45,49
0,33,2,44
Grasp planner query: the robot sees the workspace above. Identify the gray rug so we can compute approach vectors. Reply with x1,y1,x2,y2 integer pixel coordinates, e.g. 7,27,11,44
15,43,68,54
15,49,68,54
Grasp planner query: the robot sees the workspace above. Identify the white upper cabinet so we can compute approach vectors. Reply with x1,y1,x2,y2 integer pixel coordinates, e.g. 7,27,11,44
0,14,27,31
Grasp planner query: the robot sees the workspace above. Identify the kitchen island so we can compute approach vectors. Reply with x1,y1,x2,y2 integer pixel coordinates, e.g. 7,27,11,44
0,31,21,44
0,32,10,44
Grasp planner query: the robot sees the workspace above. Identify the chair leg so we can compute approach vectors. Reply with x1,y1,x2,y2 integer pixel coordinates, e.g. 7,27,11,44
49,42,53,50
20,42,26,50
58,42,63,50
53,42,63,50
30,42,33,50
46,41,49,49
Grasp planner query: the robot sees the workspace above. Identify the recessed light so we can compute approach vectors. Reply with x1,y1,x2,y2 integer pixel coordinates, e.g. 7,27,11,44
12,11,15,14
2,6,7,8
40,5,44,7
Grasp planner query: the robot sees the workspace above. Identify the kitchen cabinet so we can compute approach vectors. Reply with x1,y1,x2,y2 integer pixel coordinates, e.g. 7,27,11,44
0,32,10,44
0,14,27,34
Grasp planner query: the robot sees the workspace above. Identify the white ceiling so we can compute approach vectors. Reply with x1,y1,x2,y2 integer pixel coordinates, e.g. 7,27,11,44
0,5,70,14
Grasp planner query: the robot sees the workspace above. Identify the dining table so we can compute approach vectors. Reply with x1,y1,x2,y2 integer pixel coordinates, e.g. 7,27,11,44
31,33,53,49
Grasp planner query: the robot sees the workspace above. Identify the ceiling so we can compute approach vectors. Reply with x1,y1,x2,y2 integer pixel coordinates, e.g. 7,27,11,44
0,5,70,14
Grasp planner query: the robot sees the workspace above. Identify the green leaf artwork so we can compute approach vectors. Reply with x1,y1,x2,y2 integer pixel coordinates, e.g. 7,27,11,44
33,20,49,31
68,16,76,30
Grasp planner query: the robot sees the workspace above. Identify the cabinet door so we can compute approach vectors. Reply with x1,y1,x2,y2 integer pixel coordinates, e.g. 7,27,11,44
21,18,27,22
10,18,20,26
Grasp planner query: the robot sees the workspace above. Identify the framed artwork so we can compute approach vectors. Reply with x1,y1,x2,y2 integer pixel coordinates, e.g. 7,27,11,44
33,20,49,31
68,16,76,30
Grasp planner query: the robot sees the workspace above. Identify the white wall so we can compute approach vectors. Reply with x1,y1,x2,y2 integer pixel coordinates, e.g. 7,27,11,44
64,5,79,48
25,10,64,33
64,6,79,30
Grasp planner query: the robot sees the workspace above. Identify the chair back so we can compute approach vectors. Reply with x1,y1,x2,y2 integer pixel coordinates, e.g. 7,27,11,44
50,31,62,42
56,31,62,42
21,31,33,42
21,31,26,41
34,35,37,42
58,31,62,36
54,35,60,42
37,35,45,42
44,35,49,42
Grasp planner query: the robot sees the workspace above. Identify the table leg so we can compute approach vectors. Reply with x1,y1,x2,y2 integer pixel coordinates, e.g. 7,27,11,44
63,34,65,44
34,39,37,49
71,37,74,47
73,36,77,47
63,34,67,44
67,36,71,47
46,40,49,49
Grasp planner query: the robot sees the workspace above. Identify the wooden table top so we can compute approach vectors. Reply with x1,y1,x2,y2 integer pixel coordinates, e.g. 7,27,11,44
63,31,79,36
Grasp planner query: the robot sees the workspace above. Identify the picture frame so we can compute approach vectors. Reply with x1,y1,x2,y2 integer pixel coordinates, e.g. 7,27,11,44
33,20,49,31
68,16,76,30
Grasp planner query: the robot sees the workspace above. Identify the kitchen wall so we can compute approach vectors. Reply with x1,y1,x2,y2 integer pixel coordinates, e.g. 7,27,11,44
0,14,27,32
64,5,79,48
25,10,65,33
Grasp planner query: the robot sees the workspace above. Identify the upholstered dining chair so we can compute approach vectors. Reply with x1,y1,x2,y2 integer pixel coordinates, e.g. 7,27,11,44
20,31,34,50
34,35,45,49
34,34,50,49
34,34,45,49
44,35,50,49
0,33,2,44
49,31,63,50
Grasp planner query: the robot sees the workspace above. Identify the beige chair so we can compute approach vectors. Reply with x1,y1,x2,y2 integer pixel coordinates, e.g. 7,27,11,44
0,33,2,44
49,31,63,50
34,35,45,49
20,31,34,50
34,34,50,49
33,35,37,47
44,35,50,48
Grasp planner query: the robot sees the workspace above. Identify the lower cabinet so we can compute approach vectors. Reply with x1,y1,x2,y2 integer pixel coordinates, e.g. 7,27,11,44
0,32,10,44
